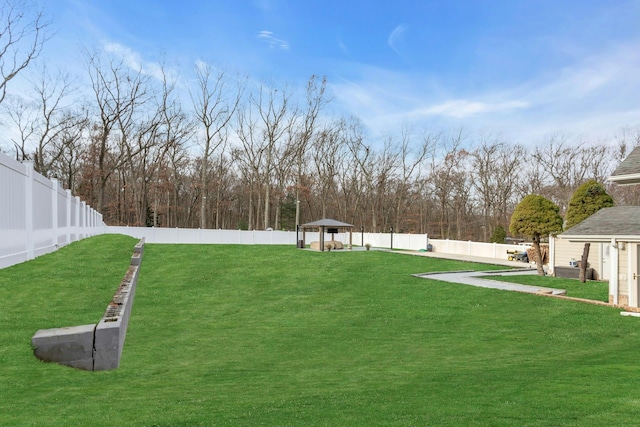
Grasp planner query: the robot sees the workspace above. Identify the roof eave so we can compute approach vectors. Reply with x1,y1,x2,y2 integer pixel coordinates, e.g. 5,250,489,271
559,234,640,243
608,173,640,186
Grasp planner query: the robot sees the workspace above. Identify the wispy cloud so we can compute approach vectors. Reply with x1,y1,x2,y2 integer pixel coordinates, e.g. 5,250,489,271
387,25,407,54
330,38,640,144
103,42,167,81
253,0,272,12
337,36,348,54
415,99,529,118
257,31,290,50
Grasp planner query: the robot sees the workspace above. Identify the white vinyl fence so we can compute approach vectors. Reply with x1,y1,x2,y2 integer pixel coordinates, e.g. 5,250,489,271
0,152,105,269
107,226,302,245
354,232,528,260
108,226,528,262
1,147,527,269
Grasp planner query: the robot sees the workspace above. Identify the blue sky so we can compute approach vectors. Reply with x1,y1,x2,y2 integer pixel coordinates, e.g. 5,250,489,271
33,0,640,144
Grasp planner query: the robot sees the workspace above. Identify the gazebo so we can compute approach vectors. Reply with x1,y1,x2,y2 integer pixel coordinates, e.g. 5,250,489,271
299,218,354,251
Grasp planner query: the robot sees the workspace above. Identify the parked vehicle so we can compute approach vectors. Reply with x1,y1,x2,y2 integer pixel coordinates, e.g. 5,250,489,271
507,249,529,263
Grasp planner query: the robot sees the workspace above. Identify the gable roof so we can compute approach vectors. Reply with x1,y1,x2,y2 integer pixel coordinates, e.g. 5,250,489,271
302,218,354,228
609,146,640,185
559,206,640,242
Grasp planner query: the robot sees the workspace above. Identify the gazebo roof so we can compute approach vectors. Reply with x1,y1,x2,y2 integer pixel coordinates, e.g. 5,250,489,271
301,218,354,228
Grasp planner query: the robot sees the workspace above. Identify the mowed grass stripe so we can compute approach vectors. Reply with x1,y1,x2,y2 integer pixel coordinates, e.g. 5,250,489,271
1,235,640,426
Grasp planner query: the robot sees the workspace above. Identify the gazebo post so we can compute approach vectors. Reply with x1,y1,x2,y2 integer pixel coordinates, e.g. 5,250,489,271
321,225,325,252
349,229,353,249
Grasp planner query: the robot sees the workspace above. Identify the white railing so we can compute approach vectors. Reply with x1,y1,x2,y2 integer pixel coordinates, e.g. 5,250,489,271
0,152,105,269
107,226,528,262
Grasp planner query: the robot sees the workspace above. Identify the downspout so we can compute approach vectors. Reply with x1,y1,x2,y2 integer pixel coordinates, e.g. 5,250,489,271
548,234,556,276
628,244,636,307
611,238,619,305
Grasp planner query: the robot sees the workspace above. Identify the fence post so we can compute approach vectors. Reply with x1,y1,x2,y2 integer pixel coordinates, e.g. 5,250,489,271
88,205,93,235
25,162,34,261
80,201,86,239
66,189,72,244
74,196,81,243
51,179,59,247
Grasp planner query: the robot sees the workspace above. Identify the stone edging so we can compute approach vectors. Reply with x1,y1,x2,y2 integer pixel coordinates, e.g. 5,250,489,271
31,238,144,370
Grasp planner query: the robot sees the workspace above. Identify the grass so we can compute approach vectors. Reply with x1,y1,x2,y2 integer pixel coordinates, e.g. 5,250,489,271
484,274,610,302
2,235,640,426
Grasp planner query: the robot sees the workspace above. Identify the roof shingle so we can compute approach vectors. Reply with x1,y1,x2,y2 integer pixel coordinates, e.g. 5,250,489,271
560,206,640,238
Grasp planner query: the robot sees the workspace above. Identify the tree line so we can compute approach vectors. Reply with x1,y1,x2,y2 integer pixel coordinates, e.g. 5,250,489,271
2,2,640,241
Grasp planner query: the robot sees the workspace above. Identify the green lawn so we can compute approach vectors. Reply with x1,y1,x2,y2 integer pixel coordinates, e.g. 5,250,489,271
484,274,610,302
2,235,640,426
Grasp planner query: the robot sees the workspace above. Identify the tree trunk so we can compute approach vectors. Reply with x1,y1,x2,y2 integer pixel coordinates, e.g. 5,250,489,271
264,184,270,229
532,233,545,275
579,243,591,283
200,153,208,229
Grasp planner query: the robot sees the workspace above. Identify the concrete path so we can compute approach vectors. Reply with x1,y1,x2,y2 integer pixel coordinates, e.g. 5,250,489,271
326,247,567,296
414,269,567,296
385,249,567,295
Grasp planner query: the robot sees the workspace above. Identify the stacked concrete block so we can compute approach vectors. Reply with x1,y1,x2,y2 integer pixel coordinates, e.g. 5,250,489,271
31,239,144,371
94,263,140,370
31,324,96,370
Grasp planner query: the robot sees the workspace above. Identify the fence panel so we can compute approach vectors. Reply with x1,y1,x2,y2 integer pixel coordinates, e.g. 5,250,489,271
0,152,105,269
106,226,533,264
0,155,28,265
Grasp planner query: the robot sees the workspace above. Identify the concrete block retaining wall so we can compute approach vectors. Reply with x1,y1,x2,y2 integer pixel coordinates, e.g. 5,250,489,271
31,239,144,371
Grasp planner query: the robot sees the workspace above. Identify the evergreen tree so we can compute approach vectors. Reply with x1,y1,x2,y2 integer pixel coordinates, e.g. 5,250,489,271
565,180,614,229
510,194,563,275
565,180,614,282
490,225,506,243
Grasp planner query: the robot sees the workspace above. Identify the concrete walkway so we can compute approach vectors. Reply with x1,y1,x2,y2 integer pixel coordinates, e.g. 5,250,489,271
414,269,567,296
388,249,567,296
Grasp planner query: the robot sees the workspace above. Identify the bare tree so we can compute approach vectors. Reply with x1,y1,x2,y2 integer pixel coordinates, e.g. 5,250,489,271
153,66,194,227
311,120,345,219
191,62,242,229
393,125,436,232
85,49,151,216
293,75,328,226
533,134,615,213
50,111,89,192
4,93,36,160
253,82,297,229
430,129,466,238
346,118,376,228
471,135,524,240
338,117,368,225
366,138,399,232
0,0,50,105
4,65,87,180
29,66,85,176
